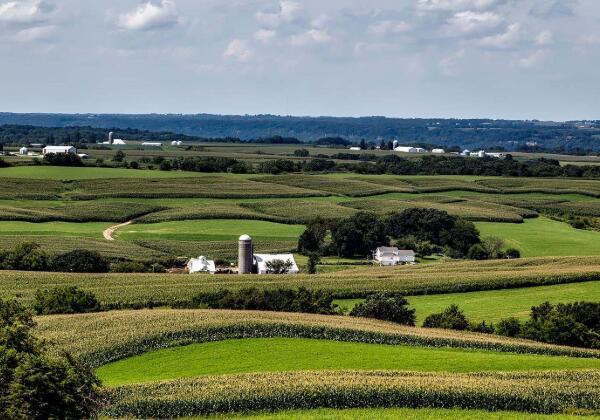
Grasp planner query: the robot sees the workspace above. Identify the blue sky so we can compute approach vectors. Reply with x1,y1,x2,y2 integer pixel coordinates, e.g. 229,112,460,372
0,0,599,120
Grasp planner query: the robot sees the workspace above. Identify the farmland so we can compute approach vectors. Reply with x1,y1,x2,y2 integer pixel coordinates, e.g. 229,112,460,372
1,165,600,418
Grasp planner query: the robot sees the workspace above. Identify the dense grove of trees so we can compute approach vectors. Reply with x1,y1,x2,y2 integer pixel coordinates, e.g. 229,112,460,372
298,209,482,259
0,243,110,273
0,299,100,418
2,114,600,152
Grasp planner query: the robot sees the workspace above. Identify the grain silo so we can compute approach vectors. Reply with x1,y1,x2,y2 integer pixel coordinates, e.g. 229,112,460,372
108,132,114,145
238,234,254,274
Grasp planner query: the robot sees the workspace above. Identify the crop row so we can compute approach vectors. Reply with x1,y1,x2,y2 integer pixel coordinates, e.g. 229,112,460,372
102,370,600,417
36,309,600,369
3,256,600,307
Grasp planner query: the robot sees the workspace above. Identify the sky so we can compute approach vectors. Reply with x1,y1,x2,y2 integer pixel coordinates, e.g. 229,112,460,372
0,0,599,121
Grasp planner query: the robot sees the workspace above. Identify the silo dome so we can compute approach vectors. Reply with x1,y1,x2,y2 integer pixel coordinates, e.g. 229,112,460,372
239,234,252,241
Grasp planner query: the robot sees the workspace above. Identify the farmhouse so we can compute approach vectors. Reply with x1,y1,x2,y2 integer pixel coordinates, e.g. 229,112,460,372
254,254,299,275
373,247,415,266
187,256,216,274
42,145,77,155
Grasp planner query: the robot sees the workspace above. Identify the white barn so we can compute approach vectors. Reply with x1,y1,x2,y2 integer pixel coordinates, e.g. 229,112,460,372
254,254,299,275
394,146,418,153
431,148,445,154
374,247,415,266
142,142,163,147
42,146,77,155
187,256,216,274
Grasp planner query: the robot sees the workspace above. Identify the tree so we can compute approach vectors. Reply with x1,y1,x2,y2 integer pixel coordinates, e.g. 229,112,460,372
33,286,101,315
467,243,488,260
43,153,83,167
422,304,469,330
297,218,329,255
481,236,506,259
350,293,416,326
306,253,320,274
505,248,521,259
112,150,126,162
293,149,309,157
51,250,109,273
0,243,50,271
330,212,388,257
0,299,100,419
265,259,294,274
495,317,522,337
442,219,480,256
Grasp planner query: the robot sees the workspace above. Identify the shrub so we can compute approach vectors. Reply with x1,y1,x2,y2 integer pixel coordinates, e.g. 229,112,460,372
350,293,416,326
34,286,101,315
0,299,100,419
496,317,522,338
293,149,310,157
51,249,110,273
423,304,469,330
298,218,329,255
505,248,521,259
266,259,294,274
469,320,495,334
306,253,320,274
482,236,507,259
467,243,488,260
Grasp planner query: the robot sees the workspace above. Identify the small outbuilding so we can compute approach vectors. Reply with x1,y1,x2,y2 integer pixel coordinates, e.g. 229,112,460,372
187,256,216,274
373,247,416,266
461,149,471,156
254,254,299,275
19,147,29,155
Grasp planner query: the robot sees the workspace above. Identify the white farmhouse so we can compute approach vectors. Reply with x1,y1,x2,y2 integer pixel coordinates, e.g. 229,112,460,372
461,149,471,156
373,247,415,266
254,254,299,275
187,256,216,274
42,145,77,155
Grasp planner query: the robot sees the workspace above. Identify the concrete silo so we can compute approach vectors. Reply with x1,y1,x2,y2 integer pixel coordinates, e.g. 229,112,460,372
238,234,254,274
108,132,114,145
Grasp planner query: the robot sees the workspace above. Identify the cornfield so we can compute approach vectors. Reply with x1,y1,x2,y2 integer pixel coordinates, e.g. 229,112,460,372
102,369,600,417
36,309,600,368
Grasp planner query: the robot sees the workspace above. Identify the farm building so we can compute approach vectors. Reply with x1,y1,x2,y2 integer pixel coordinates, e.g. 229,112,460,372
42,146,77,155
349,146,361,151
254,254,299,275
373,247,415,266
395,146,426,153
142,142,163,147
431,148,445,154
187,256,216,274
19,147,28,155
461,149,471,156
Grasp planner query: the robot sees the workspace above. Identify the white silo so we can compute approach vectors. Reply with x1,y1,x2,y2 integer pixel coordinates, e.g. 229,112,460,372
108,132,114,145
392,140,399,149
238,234,254,275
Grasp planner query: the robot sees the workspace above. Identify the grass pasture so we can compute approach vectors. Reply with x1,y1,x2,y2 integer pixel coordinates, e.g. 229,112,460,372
97,337,600,386
476,218,600,257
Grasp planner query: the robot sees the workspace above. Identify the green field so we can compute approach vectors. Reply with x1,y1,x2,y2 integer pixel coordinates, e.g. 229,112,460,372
116,219,305,242
96,337,600,387
234,407,588,420
0,165,211,179
476,217,600,257
336,281,600,323
0,221,110,237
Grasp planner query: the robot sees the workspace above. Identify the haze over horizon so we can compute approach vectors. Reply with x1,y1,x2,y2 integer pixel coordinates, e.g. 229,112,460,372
1,0,599,121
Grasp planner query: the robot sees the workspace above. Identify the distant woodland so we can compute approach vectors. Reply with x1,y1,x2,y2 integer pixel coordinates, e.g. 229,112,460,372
0,113,599,153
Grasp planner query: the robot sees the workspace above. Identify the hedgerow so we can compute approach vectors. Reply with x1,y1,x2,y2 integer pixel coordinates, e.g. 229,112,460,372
102,370,600,417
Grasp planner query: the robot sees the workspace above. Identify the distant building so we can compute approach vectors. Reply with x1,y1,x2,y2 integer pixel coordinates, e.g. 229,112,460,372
349,146,361,151
395,146,427,153
431,148,445,154
77,153,89,159
19,147,29,155
113,139,126,145
461,149,471,156
42,146,77,155
476,150,486,158
187,256,216,274
487,152,505,158
392,140,399,149
373,247,415,266
141,142,163,147
171,140,183,146
254,254,299,275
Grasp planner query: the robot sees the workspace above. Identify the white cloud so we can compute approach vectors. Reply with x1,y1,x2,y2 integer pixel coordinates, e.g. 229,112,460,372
418,0,503,12
255,1,301,29
117,0,179,31
311,13,330,29
223,39,253,62
0,0,54,25
290,28,331,46
254,29,276,43
478,23,520,48
579,34,600,45
368,20,412,36
13,23,55,41
514,49,547,68
447,11,502,34
535,30,553,46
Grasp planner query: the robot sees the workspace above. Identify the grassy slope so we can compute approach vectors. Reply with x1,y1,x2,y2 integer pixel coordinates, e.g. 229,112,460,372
116,219,305,242
233,407,585,420
0,220,110,237
476,217,600,257
96,337,600,387
335,281,600,323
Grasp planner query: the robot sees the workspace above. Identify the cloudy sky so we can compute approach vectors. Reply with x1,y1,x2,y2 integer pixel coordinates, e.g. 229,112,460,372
0,0,599,120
